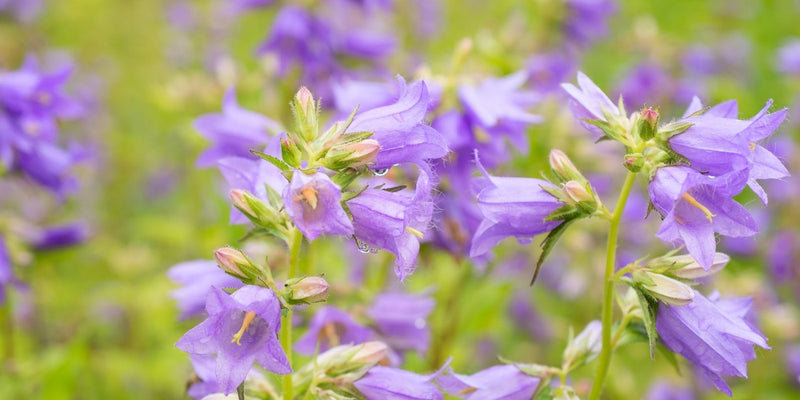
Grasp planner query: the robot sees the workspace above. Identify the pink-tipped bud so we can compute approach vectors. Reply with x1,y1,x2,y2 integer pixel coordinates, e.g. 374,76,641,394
285,276,329,304
549,149,581,181
351,341,391,365
634,271,695,306
230,189,254,217
641,107,659,128
295,87,314,113
343,139,381,166
214,247,250,279
670,253,729,279
563,180,594,203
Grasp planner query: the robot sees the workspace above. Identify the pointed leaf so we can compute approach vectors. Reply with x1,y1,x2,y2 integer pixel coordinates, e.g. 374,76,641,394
532,219,576,285
251,149,291,172
633,286,659,359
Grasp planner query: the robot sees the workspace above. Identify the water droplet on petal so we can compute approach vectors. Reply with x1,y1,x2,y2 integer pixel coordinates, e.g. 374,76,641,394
372,168,389,176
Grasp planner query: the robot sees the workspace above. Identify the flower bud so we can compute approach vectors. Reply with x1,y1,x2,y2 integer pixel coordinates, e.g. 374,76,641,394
563,180,594,204
281,136,303,168
350,341,390,365
549,149,583,182
229,189,281,229
637,107,659,140
284,276,330,305
669,253,729,279
214,247,251,279
230,189,255,217
295,87,313,113
633,270,695,306
562,320,602,370
324,138,381,170
623,153,644,173
292,87,319,142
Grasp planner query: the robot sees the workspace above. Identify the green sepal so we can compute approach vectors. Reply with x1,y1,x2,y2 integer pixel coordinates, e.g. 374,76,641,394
544,205,582,222
533,385,554,400
583,118,627,144
381,185,407,193
332,168,362,188
656,121,693,141
250,149,291,171
633,286,660,359
341,185,369,202
265,184,284,209
532,219,576,285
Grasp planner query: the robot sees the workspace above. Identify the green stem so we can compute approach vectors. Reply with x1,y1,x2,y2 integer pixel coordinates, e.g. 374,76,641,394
282,229,303,400
588,171,637,400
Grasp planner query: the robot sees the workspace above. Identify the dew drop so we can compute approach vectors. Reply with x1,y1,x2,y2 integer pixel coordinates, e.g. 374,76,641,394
372,168,389,176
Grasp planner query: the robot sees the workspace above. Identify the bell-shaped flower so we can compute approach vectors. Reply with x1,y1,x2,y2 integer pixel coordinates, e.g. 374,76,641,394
671,98,788,204
561,72,621,138
354,366,443,400
439,364,541,400
656,291,769,396
470,154,563,258
648,166,757,270
194,88,280,166
176,286,291,395
282,170,353,241
347,78,448,169
367,292,435,354
347,168,434,280
167,260,244,320
294,306,373,355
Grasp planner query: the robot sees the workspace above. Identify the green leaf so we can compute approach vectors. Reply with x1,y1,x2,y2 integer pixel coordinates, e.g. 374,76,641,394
532,219,576,285
657,342,682,376
251,149,291,172
633,286,660,359
533,384,554,400
543,205,581,221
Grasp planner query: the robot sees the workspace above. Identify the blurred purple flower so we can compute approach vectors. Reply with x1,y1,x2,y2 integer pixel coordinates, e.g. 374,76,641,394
649,166,756,270
785,344,800,385
683,45,718,76
656,291,769,396
167,260,244,320
283,170,353,241
0,234,13,303
526,52,576,94
294,306,373,355
176,286,290,394
644,380,696,400
0,0,43,23
563,0,616,47
776,39,800,75
768,230,797,282
367,292,434,354
439,364,540,400
194,88,280,167
615,62,672,108
355,366,443,400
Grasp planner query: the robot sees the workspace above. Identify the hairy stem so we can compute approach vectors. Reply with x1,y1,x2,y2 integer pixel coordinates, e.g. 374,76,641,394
588,171,637,400
282,229,303,400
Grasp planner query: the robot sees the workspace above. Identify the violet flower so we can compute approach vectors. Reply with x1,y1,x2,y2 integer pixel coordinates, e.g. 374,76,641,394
526,52,576,94
644,380,696,400
648,166,757,270
176,286,290,394
776,39,800,75
656,290,769,396
366,292,434,354
30,223,89,250
282,170,353,241
562,0,616,48
0,234,13,303
167,260,244,320
347,78,448,169
561,72,622,138
194,88,281,166
439,364,541,400
347,168,434,280
294,306,373,355
0,0,43,22
354,366,443,400
615,62,673,109
470,154,563,258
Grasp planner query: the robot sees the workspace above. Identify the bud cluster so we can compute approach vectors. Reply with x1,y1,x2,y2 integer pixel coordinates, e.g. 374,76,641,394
543,149,605,220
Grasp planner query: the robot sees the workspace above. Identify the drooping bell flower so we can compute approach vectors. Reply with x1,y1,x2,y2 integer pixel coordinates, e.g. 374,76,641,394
347,168,434,280
282,170,353,241
167,260,244,320
347,78,448,169
648,166,757,270
29,223,89,250
438,364,541,400
294,306,373,355
193,88,280,166
367,292,434,354
176,286,291,394
470,154,563,258
561,72,622,138
656,291,769,396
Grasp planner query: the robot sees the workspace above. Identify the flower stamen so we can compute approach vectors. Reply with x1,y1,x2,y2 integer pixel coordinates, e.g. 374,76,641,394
681,192,715,223
295,185,319,209
405,226,424,239
231,310,257,345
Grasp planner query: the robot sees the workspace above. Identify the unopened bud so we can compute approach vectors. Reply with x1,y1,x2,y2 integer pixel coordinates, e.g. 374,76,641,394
639,107,659,140
281,136,302,167
229,189,279,229
669,253,729,279
563,180,594,204
563,320,602,370
295,87,314,113
623,153,644,173
633,270,695,306
350,341,390,365
343,139,380,166
284,276,329,305
292,87,319,142
230,189,255,217
549,149,582,182
214,247,251,279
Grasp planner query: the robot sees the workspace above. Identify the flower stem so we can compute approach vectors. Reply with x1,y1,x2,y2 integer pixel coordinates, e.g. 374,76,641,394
588,171,637,400
282,229,303,400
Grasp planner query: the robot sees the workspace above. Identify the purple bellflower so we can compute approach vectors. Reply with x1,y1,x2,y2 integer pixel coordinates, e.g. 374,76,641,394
282,170,353,241
29,223,89,250
439,364,541,400
366,292,434,354
671,98,788,204
0,0,43,22
615,62,673,109
470,153,563,258
354,366,443,400
176,286,291,394
561,72,622,139
0,234,13,303
526,52,577,94
347,78,447,169
193,88,281,167
562,0,616,48
656,290,769,396
648,166,757,270
294,306,373,355
167,260,244,320
776,39,800,75
644,380,696,400
347,168,434,280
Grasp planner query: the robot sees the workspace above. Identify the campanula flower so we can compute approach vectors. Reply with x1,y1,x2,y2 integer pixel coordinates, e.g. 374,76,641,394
439,364,541,399
656,291,769,396
167,260,244,320
176,286,290,394
354,366,443,400
562,72,622,138
367,292,434,354
282,170,353,241
294,306,373,355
